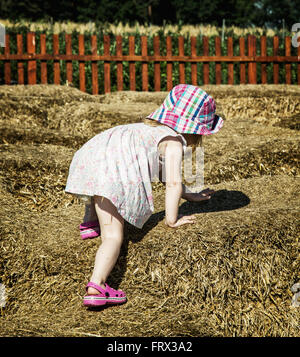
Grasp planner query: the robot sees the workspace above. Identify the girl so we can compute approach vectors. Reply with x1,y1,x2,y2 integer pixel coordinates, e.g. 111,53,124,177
65,84,224,308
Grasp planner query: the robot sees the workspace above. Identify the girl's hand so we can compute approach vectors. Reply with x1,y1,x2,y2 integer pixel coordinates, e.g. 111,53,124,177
165,214,197,228
184,188,215,202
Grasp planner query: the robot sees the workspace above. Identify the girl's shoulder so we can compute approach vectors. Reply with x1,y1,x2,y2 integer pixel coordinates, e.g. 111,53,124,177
138,122,187,152
158,125,187,147
158,134,185,159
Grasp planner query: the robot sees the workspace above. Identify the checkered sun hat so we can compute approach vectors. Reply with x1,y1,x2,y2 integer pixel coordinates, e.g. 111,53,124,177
147,84,224,135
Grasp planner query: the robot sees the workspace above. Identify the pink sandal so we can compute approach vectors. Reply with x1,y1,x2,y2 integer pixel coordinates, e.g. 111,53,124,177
79,220,100,240
83,282,127,307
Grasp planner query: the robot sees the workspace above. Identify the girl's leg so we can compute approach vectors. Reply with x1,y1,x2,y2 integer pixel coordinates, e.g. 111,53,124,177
87,195,124,295
83,197,98,222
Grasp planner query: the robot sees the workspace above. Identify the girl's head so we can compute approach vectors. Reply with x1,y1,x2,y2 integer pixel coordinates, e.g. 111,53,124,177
145,84,224,137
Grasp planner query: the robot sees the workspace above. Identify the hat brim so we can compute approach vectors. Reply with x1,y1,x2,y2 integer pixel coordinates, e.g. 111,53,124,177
204,114,224,135
146,109,224,135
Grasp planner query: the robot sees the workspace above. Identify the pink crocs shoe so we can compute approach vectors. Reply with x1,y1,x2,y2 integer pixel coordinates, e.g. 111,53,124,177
79,220,100,240
83,282,127,307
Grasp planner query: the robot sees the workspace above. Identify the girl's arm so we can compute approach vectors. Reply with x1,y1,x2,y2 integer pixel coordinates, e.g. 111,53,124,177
163,139,196,228
160,165,211,201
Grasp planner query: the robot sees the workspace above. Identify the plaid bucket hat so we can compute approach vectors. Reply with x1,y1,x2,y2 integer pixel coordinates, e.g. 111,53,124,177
147,84,224,135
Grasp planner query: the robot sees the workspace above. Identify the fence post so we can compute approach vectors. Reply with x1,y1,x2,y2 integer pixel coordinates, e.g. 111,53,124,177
17,34,24,84
53,34,60,85
248,35,257,84
178,36,185,84
166,36,173,91
191,36,197,86
227,37,234,84
239,37,246,84
27,32,36,84
116,35,123,91
273,36,279,84
65,34,73,85
91,35,98,94
78,34,85,92
129,36,136,91
260,35,267,84
215,36,221,84
153,36,160,91
40,34,47,84
203,36,209,85
103,35,110,93
141,36,148,91
285,36,291,85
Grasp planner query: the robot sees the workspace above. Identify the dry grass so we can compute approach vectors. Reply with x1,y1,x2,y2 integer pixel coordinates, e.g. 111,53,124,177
0,19,279,37
0,83,299,337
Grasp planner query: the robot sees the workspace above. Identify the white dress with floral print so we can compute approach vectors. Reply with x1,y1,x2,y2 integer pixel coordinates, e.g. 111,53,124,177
65,122,187,229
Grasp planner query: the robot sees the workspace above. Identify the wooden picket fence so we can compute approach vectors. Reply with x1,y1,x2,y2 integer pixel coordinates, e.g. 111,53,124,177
0,32,299,94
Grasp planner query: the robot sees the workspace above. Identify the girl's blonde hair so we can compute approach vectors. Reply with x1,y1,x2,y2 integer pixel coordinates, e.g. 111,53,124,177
142,117,203,149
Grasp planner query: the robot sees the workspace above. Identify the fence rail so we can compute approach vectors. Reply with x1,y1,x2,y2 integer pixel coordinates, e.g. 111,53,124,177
0,32,299,94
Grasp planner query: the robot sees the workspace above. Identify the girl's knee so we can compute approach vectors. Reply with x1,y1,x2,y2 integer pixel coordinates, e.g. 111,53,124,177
102,233,124,246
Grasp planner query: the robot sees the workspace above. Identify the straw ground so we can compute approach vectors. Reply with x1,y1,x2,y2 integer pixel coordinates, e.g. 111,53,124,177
0,84,299,337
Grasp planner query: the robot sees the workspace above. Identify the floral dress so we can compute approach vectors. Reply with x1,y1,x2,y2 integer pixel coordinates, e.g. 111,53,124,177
65,122,187,229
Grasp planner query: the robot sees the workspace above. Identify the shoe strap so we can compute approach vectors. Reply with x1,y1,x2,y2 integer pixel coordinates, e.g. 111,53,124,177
79,220,99,229
86,282,125,297
86,281,106,294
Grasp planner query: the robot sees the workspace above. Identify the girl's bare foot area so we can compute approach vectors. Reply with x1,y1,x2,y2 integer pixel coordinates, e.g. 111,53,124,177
87,283,106,295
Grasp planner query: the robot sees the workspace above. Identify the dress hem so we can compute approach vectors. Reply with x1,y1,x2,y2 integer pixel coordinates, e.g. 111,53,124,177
64,189,152,229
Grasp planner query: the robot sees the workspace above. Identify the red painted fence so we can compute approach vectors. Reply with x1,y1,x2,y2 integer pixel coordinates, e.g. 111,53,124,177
0,33,299,94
